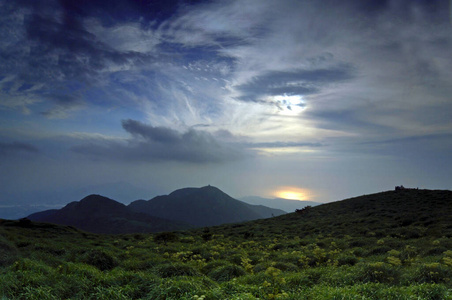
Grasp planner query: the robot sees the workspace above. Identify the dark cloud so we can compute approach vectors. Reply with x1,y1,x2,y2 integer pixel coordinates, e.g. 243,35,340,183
40,93,85,118
0,142,39,157
235,65,354,103
0,0,155,117
122,119,180,143
72,119,247,163
22,11,138,82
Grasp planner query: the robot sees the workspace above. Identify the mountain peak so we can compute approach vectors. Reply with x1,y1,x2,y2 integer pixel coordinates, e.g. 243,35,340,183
168,185,223,198
129,185,285,227
76,194,126,212
27,194,189,234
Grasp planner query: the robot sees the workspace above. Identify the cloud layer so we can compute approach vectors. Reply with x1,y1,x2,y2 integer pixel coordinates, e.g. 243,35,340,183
1,0,451,206
72,119,247,163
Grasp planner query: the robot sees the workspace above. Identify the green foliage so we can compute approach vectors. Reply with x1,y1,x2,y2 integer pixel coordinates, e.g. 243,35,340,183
359,262,400,283
0,235,18,267
412,263,452,284
1,189,452,299
337,253,359,266
81,249,118,271
156,262,201,278
208,264,247,282
154,231,179,244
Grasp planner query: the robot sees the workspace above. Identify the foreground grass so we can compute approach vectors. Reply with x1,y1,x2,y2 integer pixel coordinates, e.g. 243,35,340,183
1,217,452,299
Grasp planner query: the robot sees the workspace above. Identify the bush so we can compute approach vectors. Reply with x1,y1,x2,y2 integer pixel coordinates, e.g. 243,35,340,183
409,283,450,300
272,261,298,272
337,254,358,266
146,276,216,300
0,236,18,267
412,263,452,284
425,247,448,256
201,260,230,275
253,262,273,274
359,262,400,283
155,262,201,278
208,264,247,282
82,249,118,271
154,232,178,244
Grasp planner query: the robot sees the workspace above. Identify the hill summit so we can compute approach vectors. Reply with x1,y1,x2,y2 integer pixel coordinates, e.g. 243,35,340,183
201,189,452,239
128,185,286,227
27,186,286,233
28,194,189,234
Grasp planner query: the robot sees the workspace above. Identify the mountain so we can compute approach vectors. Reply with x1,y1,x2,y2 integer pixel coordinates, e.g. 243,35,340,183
0,205,63,220
28,194,189,234
128,185,286,227
239,196,321,213
197,189,452,238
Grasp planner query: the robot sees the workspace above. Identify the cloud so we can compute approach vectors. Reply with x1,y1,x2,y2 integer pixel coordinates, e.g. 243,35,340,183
72,119,248,163
235,65,354,103
247,141,324,149
0,0,157,117
0,141,39,157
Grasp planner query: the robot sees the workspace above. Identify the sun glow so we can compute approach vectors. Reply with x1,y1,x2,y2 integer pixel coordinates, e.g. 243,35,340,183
274,186,310,201
273,94,306,116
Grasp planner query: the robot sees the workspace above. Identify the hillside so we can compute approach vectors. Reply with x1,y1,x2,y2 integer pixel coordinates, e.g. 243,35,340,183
2,189,452,299
198,189,452,238
27,194,189,234
240,196,320,213
128,185,286,227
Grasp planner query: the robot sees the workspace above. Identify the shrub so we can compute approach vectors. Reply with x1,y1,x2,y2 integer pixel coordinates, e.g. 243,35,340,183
409,283,450,300
82,249,118,271
359,262,400,283
425,247,448,256
253,262,273,274
272,261,298,272
201,260,230,275
208,264,247,282
154,232,178,244
155,262,201,278
0,235,18,267
412,263,452,284
337,254,358,266
368,246,392,255
146,276,216,299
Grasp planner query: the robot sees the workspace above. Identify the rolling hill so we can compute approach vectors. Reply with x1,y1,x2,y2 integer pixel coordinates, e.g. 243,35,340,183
198,189,452,238
128,185,286,227
3,188,452,299
239,196,320,213
26,186,286,233
27,194,189,234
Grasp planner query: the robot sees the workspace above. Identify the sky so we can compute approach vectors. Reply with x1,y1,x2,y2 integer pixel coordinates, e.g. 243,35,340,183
1,0,452,211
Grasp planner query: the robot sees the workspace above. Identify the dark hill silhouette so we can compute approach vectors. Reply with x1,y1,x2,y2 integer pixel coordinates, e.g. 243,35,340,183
197,189,452,238
28,194,189,234
128,185,286,227
239,196,321,213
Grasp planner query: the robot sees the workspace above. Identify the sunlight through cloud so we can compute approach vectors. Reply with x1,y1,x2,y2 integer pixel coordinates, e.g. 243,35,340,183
274,186,311,201
273,94,306,116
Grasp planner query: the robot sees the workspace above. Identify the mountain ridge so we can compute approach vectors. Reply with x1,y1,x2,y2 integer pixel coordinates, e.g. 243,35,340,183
128,185,286,227
28,194,190,234
239,196,321,213
200,189,452,239
27,186,286,233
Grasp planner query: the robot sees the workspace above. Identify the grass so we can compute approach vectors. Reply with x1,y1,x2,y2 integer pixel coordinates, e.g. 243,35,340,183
0,189,451,299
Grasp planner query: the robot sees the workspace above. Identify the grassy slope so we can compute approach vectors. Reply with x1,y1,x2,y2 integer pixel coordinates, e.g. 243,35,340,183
1,189,452,299
201,189,452,239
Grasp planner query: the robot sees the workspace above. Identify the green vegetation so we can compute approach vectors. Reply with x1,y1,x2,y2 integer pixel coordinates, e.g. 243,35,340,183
1,189,452,299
